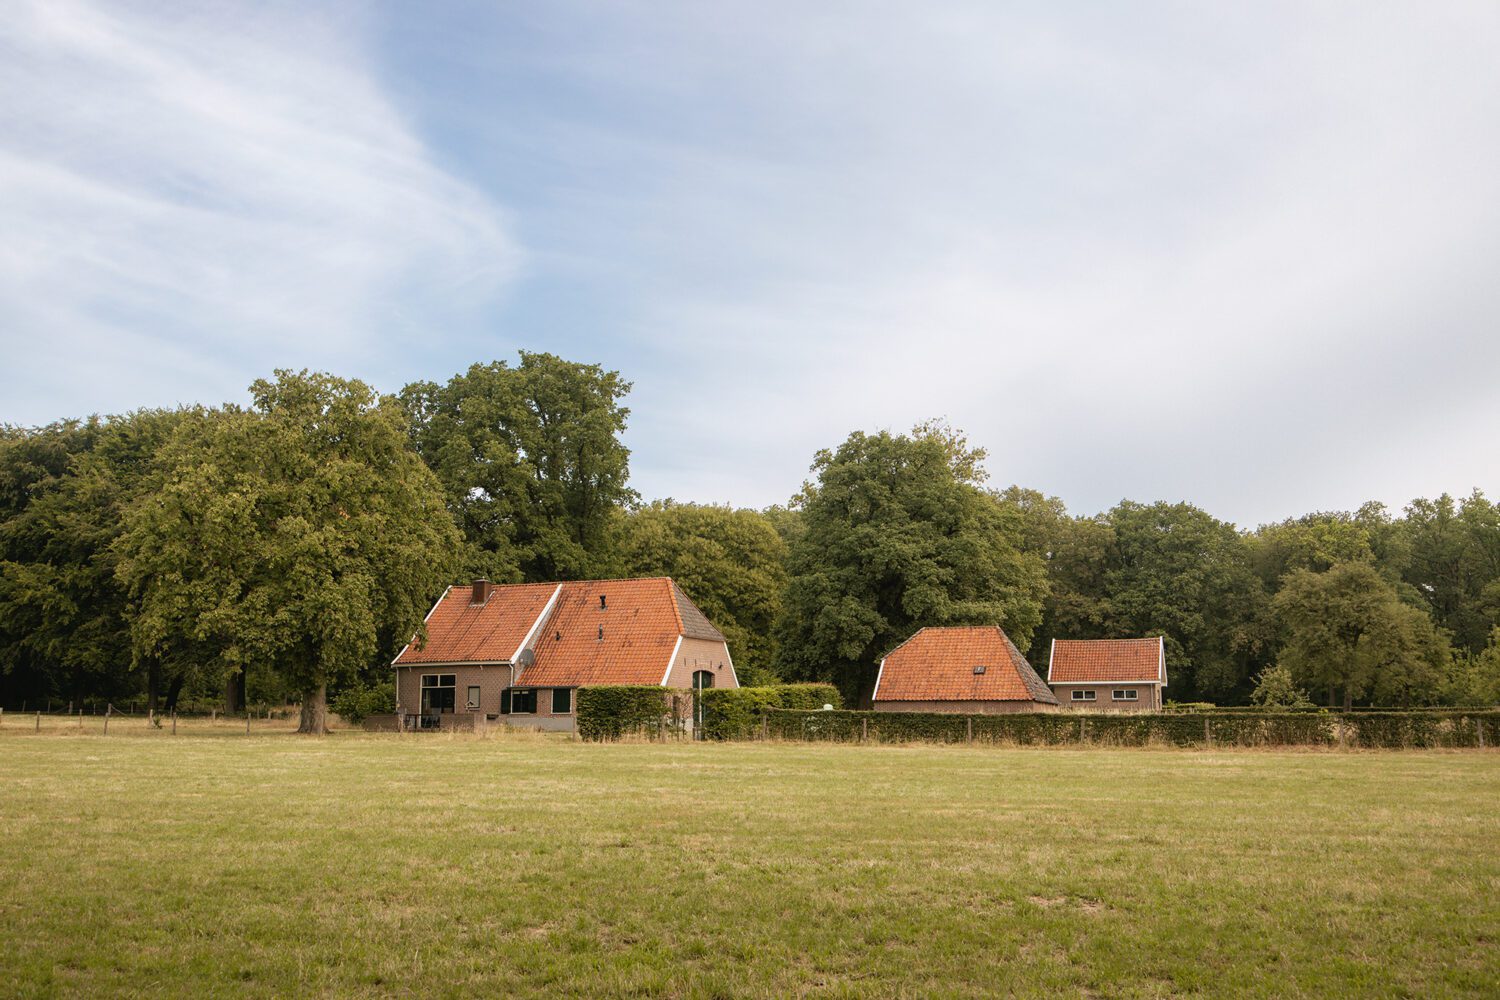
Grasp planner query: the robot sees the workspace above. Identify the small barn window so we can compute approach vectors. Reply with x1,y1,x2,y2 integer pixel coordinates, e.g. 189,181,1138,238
973,665,986,675
1112,689,1139,701
1071,690,1097,702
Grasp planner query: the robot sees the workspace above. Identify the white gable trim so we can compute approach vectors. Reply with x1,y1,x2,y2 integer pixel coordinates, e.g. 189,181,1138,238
512,584,564,664
1159,636,1168,687
657,632,681,689
391,586,451,666
1046,637,1056,684
871,656,888,701
722,642,740,689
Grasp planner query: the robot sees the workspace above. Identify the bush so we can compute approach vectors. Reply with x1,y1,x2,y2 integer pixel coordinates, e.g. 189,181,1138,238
760,708,1500,749
577,685,689,741
698,684,843,740
331,682,395,724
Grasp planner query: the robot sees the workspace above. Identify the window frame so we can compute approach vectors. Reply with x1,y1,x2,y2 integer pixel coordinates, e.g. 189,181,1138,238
508,688,537,715
551,688,572,715
420,674,457,713
1111,689,1139,701
1070,689,1097,702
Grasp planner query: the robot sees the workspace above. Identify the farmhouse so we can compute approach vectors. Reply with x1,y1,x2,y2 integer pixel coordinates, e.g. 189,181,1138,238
1047,637,1167,711
391,577,736,731
871,626,1060,713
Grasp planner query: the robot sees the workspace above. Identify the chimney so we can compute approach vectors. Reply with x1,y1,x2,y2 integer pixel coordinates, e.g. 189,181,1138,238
470,579,492,605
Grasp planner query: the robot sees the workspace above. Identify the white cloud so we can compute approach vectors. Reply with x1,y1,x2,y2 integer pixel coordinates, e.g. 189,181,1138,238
0,0,517,420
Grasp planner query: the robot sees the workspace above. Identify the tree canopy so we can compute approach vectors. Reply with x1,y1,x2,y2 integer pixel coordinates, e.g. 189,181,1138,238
116,372,460,732
775,427,1047,705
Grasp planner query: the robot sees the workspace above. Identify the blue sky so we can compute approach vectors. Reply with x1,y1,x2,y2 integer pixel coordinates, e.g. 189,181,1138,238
3,1,1498,526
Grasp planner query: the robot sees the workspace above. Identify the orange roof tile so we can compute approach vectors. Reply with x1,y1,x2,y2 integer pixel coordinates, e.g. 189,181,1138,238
1047,638,1165,685
873,627,1058,704
393,582,559,665
394,577,728,688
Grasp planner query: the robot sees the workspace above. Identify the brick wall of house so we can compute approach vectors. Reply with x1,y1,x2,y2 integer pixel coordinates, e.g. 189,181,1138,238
1050,683,1161,712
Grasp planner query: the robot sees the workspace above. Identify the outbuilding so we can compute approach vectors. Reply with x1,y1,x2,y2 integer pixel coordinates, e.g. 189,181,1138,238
1047,637,1167,711
871,626,1060,714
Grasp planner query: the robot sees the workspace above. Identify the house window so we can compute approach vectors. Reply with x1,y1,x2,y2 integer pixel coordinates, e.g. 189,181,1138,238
508,689,537,714
1071,690,1097,702
692,670,714,690
466,686,482,711
552,688,572,714
1112,689,1139,701
420,674,456,713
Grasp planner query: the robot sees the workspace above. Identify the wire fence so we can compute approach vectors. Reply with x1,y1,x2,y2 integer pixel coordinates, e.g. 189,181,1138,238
0,707,300,737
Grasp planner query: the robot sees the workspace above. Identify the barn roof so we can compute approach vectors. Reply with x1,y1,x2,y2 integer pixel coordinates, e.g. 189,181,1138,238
392,577,726,688
872,626,1058,704
1047,638,1167,685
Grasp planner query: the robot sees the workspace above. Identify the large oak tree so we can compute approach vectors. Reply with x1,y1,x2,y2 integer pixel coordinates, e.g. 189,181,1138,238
118,372,460,733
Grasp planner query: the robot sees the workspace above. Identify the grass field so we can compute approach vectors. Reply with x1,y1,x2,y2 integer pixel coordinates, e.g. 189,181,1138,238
1,726,1496,998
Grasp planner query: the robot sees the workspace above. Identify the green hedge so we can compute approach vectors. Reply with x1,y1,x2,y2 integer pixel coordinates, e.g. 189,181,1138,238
330,683,396,724
761,709,1500,749
576,686,690,742
697,684,843,740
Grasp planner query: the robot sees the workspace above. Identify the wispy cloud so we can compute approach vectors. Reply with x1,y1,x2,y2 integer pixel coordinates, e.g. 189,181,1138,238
0,0,517,420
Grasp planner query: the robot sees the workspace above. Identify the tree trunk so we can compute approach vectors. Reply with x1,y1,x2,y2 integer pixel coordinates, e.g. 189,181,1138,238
147,659,161,714
297,685,329,735
224,670,245,715
1327,685,1336,709
164,675,185,713
1343,687,1353,713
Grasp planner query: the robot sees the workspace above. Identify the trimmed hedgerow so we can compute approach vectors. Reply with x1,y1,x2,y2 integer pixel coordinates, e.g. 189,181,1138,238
576,686,690,741
761,709,1500,749
698,684,843,740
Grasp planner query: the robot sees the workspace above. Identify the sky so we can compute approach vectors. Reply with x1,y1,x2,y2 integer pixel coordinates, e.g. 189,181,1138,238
3,0,1498,528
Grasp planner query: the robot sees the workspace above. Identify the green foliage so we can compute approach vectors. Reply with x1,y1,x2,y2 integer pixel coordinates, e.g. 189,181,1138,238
697,683,843,740
615,501,787,680
1275,561,1452,708
1399,491,1500,654
116,371,461,723
1249,664,1315,710
761,708,1500,748
576,685,687,741
401,352,634,583
331,682,396,724
775,424,1047,705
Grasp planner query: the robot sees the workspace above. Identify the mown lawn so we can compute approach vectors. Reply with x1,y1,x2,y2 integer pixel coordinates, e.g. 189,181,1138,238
0,727,1496,998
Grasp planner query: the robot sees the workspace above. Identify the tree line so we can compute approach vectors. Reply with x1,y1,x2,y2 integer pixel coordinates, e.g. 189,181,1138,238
2,353,1496,726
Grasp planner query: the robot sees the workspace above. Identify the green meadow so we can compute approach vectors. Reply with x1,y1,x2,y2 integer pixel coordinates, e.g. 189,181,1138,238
1,724,1496,998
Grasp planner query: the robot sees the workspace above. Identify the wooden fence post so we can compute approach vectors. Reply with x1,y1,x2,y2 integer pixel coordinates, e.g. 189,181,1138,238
1338,715,1347,750
861,717,868,744
171,711,177,736
1478,718,1486,749
103,704,110,735
245,712,251,735
761,715,769,741
966,717,973,744
36,712,41,732
1204,718,1211,747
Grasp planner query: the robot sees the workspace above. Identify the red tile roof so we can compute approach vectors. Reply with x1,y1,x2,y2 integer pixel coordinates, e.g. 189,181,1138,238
1047,638,1166,685
393,582,559,665
873,627,1058,704
393,577,728,688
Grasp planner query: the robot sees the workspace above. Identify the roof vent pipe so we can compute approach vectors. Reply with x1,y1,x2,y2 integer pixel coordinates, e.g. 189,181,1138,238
598,625,604,641
600,594,607,610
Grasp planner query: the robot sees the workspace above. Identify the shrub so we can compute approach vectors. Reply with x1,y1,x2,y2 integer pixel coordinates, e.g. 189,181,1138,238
577,685,689,741
760,708,1500,749
698,684,843,740
331,683,396,724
